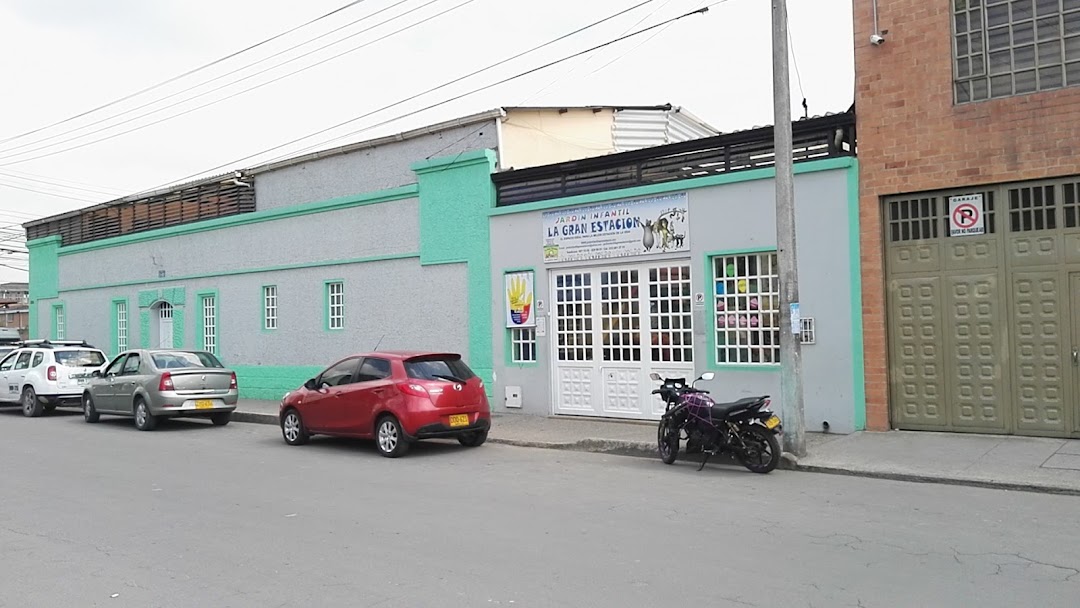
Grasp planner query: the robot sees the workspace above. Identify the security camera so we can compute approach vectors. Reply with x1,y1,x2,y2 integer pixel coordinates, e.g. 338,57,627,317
870,33,886,46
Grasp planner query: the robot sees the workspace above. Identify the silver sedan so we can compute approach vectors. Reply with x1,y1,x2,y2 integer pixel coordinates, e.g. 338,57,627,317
82,349,239,431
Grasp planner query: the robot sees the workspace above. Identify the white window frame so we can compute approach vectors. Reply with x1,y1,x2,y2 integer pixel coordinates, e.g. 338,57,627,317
202,295,217,354
712,251,780,366
263,285,278,330
327,281,344,330
116,301,128,352
54,305,65,340
510,327,537,363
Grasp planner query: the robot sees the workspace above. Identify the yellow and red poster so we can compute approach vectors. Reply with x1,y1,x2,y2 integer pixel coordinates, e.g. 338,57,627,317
505,271,535,328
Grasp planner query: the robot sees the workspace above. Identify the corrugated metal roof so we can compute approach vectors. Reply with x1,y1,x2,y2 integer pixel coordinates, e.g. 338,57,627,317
611,106,719,152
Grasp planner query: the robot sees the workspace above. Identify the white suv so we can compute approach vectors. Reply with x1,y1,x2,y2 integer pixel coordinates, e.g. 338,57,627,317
0,341,108,417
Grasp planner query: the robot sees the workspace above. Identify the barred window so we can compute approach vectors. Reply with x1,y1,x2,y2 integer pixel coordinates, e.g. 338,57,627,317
511,328,537,363
713,253,780,365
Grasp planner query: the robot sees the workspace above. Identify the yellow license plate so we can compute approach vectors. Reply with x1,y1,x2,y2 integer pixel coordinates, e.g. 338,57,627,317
449,414,470,427
764,415,781,430
195,400,215,410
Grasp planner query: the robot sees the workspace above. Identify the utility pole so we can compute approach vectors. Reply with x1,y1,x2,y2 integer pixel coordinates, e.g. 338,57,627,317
771,0,806,457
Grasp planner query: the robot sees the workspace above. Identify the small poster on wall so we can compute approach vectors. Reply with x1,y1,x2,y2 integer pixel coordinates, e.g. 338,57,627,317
505,271,536,328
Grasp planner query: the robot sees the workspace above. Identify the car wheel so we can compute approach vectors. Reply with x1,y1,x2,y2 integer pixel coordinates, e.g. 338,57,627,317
83,394,100,423
133,398,157,431
21,387,43,418
458,430,488,448
375,415,410,458
281,409,309,446
210,412,231,426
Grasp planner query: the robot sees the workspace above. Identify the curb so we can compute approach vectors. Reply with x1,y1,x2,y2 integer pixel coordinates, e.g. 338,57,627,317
232,411,277,426
230,414,1080,496
488,437,656,459
784,462,1080,497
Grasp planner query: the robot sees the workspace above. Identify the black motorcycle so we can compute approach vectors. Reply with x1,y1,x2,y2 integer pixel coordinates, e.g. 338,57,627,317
651,372,783,473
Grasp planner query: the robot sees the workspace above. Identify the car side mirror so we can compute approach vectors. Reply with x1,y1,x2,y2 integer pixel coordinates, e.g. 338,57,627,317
649,372,661,381
699,372,715,382
91,370,101,378
303,379,317,391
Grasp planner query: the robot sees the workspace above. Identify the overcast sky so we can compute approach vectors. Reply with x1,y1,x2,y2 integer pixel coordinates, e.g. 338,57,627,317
0,0,854,282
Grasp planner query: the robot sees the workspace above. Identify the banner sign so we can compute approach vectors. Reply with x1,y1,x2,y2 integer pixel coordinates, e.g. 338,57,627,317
542,192,690,263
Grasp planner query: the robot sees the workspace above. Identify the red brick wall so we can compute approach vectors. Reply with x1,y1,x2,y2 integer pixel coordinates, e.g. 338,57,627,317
854,1,1080,431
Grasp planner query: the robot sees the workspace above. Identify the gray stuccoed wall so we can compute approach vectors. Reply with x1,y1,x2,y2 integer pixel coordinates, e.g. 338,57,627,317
489,165,861,433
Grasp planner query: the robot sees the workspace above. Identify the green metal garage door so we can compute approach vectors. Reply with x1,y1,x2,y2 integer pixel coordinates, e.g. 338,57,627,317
884,178,1080,438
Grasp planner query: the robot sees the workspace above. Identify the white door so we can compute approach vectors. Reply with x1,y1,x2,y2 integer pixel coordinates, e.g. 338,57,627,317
158,303,174,348
551,262,694,420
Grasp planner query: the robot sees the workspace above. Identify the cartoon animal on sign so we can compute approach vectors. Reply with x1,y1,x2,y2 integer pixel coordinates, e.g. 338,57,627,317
641,219,655,251
673,234,685,248
655,217,671,250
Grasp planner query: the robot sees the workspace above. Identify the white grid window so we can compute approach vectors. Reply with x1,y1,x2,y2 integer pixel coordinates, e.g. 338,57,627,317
116,302,128,352
511,328,537,363
263,286,278,330
54,306,65,340
202,296,217,354
954,0,1080,103
327,282,344,330
713,252,780,365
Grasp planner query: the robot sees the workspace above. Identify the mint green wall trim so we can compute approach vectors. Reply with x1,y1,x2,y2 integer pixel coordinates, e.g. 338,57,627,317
138,288,186,308
196,290,218,353
139,310,150,348
110,298,129,357
703,248,780,371
489,157,856,216
56,184,420,256
51,302,66,340
172,308,186,349
323,280,344,332
28,236,61,338
60,253,418,294
232,365,324,401
847,160,867,431
413,149,497,394
502,267,539,368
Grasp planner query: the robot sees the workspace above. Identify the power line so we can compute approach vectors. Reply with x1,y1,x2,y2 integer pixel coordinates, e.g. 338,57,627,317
0,170,125,197
145,0,676,189
259,5,715,169
0,0,476,166
0,0,417,157
0,0,372,146
0,180,100,203
788,27,808,118
519,0,678,105
0,168,127,194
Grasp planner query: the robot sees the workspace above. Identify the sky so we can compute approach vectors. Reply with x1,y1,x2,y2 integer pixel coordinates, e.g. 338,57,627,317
0,0,855,283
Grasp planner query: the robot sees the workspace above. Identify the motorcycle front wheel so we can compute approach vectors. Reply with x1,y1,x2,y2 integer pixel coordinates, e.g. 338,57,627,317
657,420,680,465
737,424,781,474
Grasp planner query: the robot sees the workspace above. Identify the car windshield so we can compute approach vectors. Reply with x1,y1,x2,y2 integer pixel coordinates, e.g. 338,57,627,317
151,351,224,369
54,350,107,367
404,355,476,382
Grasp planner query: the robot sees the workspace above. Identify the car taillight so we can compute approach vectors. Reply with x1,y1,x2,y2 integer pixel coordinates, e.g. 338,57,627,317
159,372,175,392
47,366,57,381
398,383,429,398
229,372,238,390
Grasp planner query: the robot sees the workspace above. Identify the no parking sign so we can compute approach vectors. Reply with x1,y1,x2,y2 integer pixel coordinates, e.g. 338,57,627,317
949,194,985,237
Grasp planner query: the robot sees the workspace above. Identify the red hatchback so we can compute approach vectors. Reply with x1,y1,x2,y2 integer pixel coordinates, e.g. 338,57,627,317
279,351,491,457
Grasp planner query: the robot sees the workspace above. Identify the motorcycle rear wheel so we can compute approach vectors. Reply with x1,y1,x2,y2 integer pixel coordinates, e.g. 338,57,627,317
657,420,680,465
737,425,781,474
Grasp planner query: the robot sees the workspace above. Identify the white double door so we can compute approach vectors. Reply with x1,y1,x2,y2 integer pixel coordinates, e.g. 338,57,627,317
550,261,695,420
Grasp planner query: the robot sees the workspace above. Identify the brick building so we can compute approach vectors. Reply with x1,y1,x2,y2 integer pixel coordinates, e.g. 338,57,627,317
855,0,1080,437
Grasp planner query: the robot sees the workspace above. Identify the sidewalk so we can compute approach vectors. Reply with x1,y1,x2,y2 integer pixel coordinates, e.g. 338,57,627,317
232,400,1080,495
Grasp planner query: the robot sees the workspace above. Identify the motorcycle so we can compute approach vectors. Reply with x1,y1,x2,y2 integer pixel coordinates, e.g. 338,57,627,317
651,372,783,473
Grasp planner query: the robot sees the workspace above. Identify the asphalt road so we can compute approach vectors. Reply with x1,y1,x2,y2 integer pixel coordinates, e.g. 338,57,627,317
1,408,1079,608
